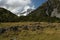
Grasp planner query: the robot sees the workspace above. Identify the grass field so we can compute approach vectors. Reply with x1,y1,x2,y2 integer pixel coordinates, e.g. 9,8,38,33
0,22,60,40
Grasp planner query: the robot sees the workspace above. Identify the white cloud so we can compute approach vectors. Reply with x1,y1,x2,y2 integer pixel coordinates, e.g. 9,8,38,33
21,6,35,13
0,0,35,16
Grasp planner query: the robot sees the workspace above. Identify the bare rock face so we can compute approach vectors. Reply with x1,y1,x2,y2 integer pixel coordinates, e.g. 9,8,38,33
46,0,60,18
51,8,60,18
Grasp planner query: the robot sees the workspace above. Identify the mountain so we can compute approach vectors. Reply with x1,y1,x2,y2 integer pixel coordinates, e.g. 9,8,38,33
21,9,33,16
0,8,19,22
19,0,60,22
0,0,60,22
16,8,34,16
27,0,60,18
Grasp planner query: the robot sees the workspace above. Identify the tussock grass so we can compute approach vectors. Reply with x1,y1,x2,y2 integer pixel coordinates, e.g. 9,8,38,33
0,22,60,40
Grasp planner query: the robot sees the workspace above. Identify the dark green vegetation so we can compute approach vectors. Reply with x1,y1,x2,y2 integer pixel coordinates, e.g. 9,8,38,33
0,0,60,22
19,0,60,22
0,8,19,22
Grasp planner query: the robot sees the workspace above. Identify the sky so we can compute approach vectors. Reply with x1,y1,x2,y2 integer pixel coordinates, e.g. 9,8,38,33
32,0,47,8
0,0,46,16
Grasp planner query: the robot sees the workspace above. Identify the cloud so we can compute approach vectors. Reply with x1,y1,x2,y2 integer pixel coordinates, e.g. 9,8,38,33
0,0,35,16
21,6,35,13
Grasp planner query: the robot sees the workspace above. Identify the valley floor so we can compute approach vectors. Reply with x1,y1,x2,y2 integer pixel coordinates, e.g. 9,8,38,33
0,22,60,40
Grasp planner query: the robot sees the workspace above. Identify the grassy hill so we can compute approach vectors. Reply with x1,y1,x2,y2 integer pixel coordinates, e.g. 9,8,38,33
0,8,19,22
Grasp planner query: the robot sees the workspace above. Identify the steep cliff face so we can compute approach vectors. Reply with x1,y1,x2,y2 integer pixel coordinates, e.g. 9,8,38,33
27,0,60,18
46,0,60,18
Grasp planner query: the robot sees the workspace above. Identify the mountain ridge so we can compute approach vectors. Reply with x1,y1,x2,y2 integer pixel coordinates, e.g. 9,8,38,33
0,7,19,22
19,0,60,22
0,0,60,22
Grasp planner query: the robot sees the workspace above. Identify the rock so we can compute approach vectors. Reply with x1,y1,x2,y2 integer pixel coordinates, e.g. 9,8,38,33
0,28,6,34
10,26,18,32
36,26,41,30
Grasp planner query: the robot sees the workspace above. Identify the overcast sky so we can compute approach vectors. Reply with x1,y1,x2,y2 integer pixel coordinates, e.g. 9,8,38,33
0,0,46,16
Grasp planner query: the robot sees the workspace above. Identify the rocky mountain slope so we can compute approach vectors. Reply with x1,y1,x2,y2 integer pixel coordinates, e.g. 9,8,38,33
19,0,60,22
0,0,60,22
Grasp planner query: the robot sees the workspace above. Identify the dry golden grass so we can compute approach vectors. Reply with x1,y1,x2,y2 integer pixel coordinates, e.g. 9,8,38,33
0,22,60,28
0,22,60,40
